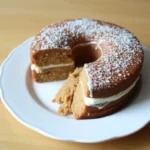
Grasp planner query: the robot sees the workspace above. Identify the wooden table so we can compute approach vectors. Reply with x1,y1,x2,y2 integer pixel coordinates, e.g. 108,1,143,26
0,0,150,149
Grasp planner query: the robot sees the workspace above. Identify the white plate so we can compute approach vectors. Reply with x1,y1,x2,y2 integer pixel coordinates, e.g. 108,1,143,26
0,37,150,143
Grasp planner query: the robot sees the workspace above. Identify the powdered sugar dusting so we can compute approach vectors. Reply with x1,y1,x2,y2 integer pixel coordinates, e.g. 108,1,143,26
32,19,114,50
85,26,143,96
31,18,143,96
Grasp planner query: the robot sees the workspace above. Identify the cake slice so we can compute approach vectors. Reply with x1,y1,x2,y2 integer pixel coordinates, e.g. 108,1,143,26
52,68,82,115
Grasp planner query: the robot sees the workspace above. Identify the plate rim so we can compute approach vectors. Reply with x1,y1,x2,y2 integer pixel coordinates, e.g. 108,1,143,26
0,38,149,143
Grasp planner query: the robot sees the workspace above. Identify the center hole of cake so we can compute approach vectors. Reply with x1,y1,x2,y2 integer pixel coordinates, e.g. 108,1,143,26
72,43,101,66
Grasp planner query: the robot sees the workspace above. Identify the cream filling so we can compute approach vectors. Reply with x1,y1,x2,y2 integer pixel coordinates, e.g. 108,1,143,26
81,77,139,106
31,63,74,73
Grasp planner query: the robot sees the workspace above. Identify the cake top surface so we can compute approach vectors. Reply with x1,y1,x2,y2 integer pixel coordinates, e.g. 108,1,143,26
31,18,132,51
31,18,143,96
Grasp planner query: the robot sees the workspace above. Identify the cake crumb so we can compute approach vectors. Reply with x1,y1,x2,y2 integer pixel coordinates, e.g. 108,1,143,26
52,67,82,116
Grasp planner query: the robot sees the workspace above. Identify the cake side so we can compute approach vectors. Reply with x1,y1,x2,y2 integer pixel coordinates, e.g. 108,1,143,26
32,65,74,82
31,49,73,66
72,81,137,119
30,47,74,82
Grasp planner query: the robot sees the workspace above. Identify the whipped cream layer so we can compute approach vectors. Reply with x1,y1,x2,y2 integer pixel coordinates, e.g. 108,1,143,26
81,77,139,106
31,63,74,73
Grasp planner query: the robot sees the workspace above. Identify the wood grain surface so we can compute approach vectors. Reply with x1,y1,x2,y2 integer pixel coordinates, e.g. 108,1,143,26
0,0,150,149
